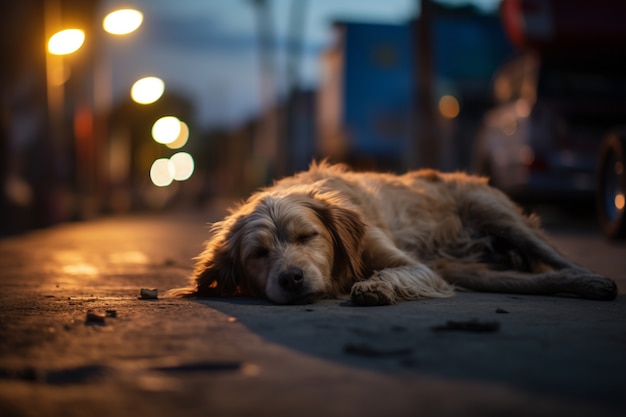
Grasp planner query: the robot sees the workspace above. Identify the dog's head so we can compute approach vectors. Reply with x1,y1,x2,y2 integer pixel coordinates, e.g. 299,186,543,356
184,190,365,304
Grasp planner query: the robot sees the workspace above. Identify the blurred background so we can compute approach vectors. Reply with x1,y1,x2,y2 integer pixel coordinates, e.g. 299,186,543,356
1,0,625,237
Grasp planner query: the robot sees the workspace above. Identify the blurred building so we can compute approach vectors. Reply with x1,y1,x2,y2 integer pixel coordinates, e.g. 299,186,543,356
288,89,318,173
202,88,317,201
1,0,205,235
107,91,196,212
318,21,415,172
1,0,100,236
317,4,513,172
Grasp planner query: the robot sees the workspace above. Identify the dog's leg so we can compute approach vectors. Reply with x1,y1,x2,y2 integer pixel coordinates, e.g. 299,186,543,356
350,228,454,306
454,190,618,300
351,264,455,306
462,192,583,271
434,261,618,300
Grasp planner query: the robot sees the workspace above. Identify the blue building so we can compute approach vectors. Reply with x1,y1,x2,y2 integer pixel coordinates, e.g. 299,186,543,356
318,22,415,171
317,6,513,171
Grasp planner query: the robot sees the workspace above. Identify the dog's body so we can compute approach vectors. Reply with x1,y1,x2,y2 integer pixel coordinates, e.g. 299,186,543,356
171,162,617,305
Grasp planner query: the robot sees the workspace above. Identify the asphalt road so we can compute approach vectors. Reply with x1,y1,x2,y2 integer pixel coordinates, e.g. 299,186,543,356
0,207,624,417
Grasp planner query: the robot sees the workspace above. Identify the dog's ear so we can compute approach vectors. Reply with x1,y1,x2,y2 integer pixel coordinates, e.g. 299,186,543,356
307,194,366,286
170,215,248,298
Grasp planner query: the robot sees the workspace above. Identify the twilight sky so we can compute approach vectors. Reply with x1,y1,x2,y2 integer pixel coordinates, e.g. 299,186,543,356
99,0,500,128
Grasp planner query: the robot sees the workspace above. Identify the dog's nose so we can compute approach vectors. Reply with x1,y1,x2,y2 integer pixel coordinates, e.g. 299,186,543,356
278,267,304,291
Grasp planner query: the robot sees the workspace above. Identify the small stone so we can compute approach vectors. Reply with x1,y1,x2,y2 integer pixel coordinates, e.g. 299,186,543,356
139,288,158,300
85,310,106,325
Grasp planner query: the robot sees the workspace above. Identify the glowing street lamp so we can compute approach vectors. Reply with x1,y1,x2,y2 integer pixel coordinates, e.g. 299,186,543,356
130,76,165,104
48,29,85,55
151,116,181,145
149,153,195,187
150,158,175,187
170,152,195,181
166,121,189,149
103,9,144,35
438,95,460,119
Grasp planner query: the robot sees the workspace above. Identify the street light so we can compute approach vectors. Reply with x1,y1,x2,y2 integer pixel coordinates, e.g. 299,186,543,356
47,28,85,55
45,6,144,217
151,116,181,145
130,76,165,104
150,158,175,187
166,121,189,149
170,152,195,181
103,9,144,35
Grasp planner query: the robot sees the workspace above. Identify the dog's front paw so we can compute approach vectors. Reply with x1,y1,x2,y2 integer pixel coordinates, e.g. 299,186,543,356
577,274,618,301
350,280,396,306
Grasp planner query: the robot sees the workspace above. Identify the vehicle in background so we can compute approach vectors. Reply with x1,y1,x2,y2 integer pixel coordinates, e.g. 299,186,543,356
473,52,626,204
474,0,626,238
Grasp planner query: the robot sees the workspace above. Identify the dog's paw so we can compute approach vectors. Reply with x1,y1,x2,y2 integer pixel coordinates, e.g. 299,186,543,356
559,268,619,300
350,280,396,306
575,274,618,301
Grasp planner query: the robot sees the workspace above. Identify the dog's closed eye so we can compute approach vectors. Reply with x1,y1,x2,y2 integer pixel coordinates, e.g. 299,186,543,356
250,247,270,259
296,231,319,244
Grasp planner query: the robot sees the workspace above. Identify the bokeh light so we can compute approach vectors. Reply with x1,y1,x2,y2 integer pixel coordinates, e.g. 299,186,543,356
170,152,195,181
131,76,165,104
166,121,189,149
48,29,85,55
151,116,181,145
150,158,175,187
103,9,143,35
438,95,460,119
615,194,625,210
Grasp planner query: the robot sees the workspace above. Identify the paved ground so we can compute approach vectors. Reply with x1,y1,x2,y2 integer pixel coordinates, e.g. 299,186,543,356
0,207,624,417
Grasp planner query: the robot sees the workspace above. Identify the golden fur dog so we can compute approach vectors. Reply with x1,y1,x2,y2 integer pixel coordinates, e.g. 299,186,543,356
170,162,618,305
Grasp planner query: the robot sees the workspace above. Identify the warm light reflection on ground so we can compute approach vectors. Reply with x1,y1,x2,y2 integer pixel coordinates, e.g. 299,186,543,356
62,263,99,276
50,250,151,288
109,251,149,264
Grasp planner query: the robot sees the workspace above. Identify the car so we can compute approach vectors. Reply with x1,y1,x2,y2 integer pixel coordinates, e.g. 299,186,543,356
473,52,626,204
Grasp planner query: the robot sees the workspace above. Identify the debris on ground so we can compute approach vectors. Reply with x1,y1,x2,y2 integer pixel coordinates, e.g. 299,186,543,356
138,288,158,300
343,343,413,358
84,310,106,325
430,319,500,333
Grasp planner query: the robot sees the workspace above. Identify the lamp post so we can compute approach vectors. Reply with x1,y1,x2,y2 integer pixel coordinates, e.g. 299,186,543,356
45,3,143,219
44,0,79,222
93,8,144,214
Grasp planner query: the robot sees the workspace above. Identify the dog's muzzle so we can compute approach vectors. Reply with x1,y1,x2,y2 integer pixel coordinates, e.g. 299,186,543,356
273,267,320,304
278,267,304,292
